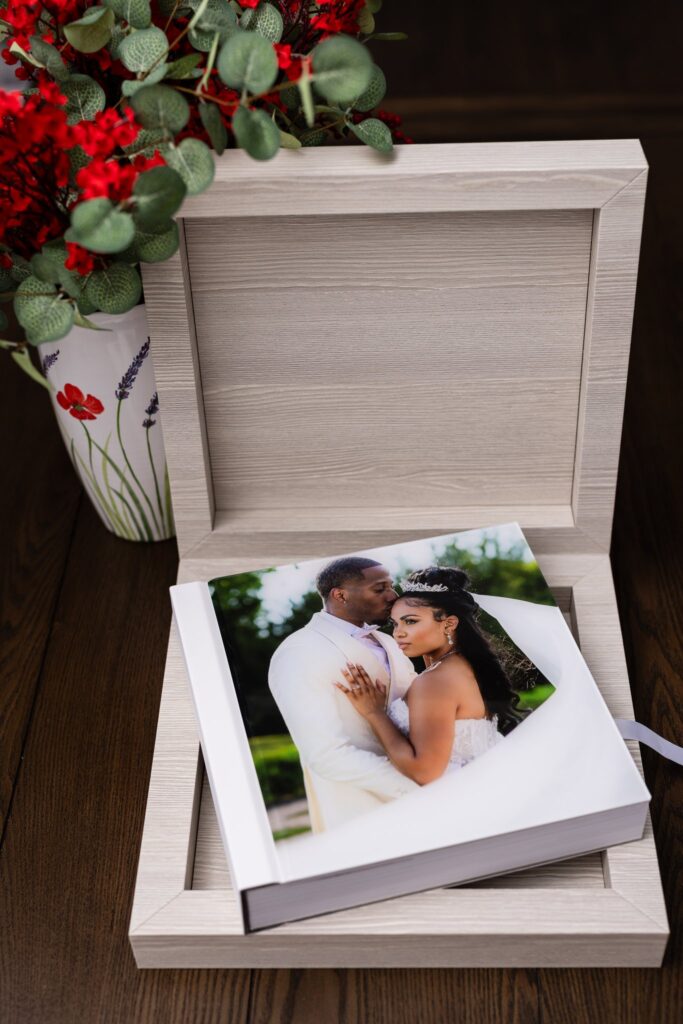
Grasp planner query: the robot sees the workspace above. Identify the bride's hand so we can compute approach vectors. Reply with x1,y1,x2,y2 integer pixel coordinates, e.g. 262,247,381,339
334,663,387,718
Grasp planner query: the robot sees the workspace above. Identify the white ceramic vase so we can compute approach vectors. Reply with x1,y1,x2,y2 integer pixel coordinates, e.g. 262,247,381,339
40,304,174,542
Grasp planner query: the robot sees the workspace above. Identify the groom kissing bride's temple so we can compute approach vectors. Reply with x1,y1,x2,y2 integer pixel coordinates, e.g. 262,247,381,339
268,556,525,834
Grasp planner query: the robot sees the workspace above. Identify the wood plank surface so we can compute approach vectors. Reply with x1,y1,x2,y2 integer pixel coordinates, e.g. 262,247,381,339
2,2,682,1020
535,135,683,1024
0,508,250,1021
0,369,80,834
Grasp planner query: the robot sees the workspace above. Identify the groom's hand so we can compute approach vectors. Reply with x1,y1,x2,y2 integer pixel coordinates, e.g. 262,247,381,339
335,663,387,719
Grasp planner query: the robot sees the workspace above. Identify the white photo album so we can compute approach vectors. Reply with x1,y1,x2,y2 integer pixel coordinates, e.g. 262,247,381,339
170,522,650,932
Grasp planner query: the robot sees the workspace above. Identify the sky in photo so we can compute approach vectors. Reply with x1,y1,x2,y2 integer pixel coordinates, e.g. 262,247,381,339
256,522,534,624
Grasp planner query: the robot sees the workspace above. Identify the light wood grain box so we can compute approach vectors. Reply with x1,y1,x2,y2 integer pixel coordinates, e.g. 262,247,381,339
129,140,669,968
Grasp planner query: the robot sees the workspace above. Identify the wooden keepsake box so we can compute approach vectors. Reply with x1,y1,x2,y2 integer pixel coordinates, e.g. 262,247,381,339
129,139,669,967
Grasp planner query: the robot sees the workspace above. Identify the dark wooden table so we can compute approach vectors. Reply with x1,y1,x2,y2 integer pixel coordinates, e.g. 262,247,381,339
2,6,682,1021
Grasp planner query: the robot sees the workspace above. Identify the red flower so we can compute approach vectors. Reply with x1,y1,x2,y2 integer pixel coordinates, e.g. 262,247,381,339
71,106,139,158
238,0,260,6
284,54,308,83
274,43,292,69
65,242,97,275
311,0,364,37
76,157,137,201
132,152,166,172
56,383,104,421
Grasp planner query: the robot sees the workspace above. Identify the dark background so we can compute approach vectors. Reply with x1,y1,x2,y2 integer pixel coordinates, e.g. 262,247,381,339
2,2,682,1020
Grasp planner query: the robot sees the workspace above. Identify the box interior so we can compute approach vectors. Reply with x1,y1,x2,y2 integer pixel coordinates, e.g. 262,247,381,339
185,209,593,535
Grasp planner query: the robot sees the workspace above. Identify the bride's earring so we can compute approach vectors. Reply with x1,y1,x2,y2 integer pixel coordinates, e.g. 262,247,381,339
446,630,454,646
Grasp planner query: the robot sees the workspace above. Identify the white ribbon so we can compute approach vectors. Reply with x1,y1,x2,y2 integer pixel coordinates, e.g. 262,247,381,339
616,719,683,766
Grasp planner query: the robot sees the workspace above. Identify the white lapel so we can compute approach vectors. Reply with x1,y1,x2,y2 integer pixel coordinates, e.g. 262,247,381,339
308,612,391,689
369,629,416,702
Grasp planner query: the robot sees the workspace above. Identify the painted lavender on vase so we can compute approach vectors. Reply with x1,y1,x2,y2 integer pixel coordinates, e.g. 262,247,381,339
40,304,174,542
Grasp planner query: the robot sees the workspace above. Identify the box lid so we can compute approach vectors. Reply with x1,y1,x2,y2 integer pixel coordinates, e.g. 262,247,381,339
141,140,647,560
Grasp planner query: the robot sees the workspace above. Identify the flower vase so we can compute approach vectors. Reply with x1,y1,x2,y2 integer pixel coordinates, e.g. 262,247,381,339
40,304,175,542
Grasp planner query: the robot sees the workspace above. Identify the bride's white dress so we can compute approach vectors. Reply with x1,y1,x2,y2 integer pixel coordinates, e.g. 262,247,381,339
387,697,505,771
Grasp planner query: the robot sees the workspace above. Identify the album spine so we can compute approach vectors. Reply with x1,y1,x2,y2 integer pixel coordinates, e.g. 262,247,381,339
170,581,281,909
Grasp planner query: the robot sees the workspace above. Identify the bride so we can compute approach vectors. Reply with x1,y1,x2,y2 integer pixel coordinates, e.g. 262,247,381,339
335,566,527,785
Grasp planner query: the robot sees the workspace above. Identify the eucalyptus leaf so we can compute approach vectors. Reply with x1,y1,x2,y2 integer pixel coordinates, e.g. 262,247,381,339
187,0,211,28
31,250,64,285
199,101,227,154
64,6,115,53
68,145,91,178
14,276,75,345
300,128,326,147
29,35,69,80
366,0,382,12
123,127,169,159
240,2,283,43
108,23,127,59
83,263,142,314
217,28,278,94
196,0,237,32
121,62,168,95
73,308,110,329
9,41,42,66
57,272,83,300
120,222,179,263
77,293,99,316
10,257,32,283
278,129,302,149
311,35,372,106
348,116,393,152
203,32,225,87
165,52,203,79
353,63,386,111
66,198,136,254
188,25,220,53
357,6,374,34
132,165,186,230
62,74,106,124
120,26,168,72
131,84,190,133
164,138,215,194
30,242,82,298
231,105,279,160
103,0,152,29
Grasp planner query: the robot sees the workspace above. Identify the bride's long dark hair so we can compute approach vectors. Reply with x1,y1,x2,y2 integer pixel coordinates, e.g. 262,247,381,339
400,566,528,736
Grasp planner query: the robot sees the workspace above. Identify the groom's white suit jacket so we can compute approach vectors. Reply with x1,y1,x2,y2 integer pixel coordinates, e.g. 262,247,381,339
268,611,420,832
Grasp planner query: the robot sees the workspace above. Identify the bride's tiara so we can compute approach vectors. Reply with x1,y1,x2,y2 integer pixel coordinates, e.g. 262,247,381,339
399,580,449,593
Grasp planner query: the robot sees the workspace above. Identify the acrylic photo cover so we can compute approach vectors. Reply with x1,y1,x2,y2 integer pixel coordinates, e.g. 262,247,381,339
209,523,557,842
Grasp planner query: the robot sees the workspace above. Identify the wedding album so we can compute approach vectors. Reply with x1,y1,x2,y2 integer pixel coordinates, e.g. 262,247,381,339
170,523,650,933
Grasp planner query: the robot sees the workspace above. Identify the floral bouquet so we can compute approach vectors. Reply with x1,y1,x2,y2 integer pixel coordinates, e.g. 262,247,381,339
0,2,411,543
0,1,411,364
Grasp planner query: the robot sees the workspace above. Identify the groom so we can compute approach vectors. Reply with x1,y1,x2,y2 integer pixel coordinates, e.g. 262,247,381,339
268,556,419,833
